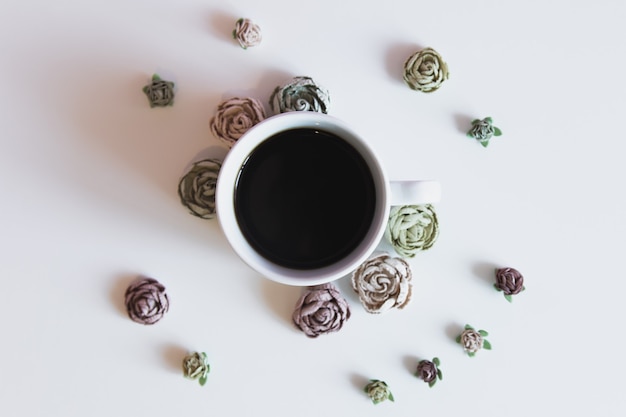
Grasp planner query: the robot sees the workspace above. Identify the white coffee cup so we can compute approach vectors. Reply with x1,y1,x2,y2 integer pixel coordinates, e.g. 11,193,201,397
216,112,440,286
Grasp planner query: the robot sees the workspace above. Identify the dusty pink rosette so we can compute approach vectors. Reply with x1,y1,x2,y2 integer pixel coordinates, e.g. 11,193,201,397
351,253,412,313
292,283,351,338
124,277,169,325
233,18,262,49
210,97,266,148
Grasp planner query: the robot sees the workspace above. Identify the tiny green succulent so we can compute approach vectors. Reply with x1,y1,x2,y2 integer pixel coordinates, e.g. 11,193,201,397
467,117,502,147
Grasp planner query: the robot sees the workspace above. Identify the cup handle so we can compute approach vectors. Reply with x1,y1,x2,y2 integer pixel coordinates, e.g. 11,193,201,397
389,180,441,206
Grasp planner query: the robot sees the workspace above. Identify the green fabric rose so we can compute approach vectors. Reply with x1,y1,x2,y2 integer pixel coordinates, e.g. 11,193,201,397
385,204,439,258
403,47,449,93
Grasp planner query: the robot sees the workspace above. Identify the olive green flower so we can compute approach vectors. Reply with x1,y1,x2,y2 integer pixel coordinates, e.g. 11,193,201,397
182,352,210,386
142,74,175,107
364,379,394,404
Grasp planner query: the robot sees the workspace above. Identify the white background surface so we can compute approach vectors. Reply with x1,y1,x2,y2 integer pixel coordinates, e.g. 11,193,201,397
1,1,625,416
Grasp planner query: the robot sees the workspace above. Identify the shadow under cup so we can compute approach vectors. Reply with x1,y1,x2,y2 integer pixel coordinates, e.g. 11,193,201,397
216,113,390,286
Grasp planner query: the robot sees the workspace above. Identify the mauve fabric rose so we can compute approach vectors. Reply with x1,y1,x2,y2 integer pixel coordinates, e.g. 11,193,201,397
460,328,484,353
351,254,412,313
495,267,524,295
210,97,266,148
416,360,438,384
233,18,262,49
270,76,330,114
124,277,169,325
178,158,222,219
292,283,351,338
403,47,449,93
385,204,439,258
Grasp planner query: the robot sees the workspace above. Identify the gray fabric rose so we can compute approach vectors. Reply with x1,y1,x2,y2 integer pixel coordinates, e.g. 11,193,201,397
385,204,439,258
495,267,525,302
142,74,175,107
403,47,449,93
178,158,222,219
456,324,491,357
270,76,330,114
210,97,266,148
292,283,351,338
364,379,394,404
467,117,502,147
182,352,210,386
124,277,169,325
351,253,412,313
233,18,262,49
416,358,443,387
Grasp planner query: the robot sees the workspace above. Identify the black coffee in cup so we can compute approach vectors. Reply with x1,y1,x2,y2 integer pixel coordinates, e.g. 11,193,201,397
234,128,376,269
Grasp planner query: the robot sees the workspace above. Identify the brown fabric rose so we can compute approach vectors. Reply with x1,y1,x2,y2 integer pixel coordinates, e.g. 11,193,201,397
124,277,169,325
233,18,262,49
416,358,442,387
495,267,524,300
210,97,266,148
403,47,449,93
178,158,222,219
351,253,412,313
292,283,351,338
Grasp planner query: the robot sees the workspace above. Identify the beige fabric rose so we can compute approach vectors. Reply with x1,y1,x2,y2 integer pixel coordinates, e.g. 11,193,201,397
459,328,483,353
351,253,412,313
210,97,266,148
385,204,439,258
403,47,449,93
233,18,262,49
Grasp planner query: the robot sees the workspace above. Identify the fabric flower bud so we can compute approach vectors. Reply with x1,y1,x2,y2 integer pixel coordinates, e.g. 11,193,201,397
385,204,439,258
467,117,502,147
210,97,266,148
351,253,412,313
403,47,449,93
182,352,210,386
270,76,330,114
124,277,169,325
292,283,351,338
495,267,524,302
364,379,394,404
416,358,442,387
233,18,262,49
460,328,483,353
142,74,175,107
456,325,491,356
178,158,222,219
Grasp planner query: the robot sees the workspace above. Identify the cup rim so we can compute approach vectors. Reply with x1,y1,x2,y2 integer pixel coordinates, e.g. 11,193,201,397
215,112,390,286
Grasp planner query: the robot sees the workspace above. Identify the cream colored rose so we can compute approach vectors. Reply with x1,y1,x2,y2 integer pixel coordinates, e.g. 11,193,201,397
233,18,262,49
210,97,265,148
351,254,412,313
403,47,449,93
